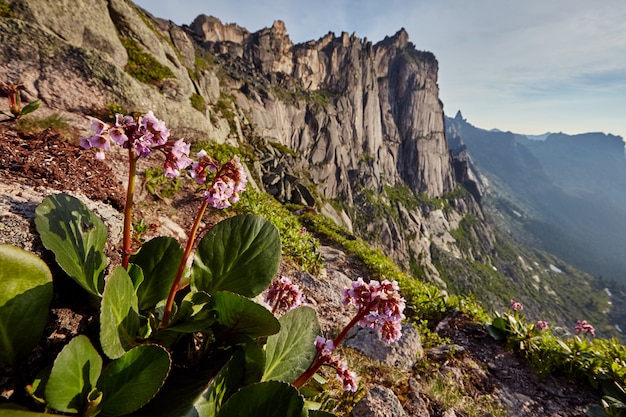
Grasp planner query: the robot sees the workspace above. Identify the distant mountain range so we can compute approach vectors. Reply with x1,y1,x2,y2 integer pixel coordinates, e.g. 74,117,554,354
446,111,626,286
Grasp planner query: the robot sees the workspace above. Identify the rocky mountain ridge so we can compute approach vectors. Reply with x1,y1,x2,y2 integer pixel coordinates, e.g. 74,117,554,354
0,0,617,353
0,0,621,415
446,112,626,334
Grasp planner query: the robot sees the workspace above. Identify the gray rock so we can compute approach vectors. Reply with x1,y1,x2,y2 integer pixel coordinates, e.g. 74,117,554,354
351,386,407,417
344,324,423,371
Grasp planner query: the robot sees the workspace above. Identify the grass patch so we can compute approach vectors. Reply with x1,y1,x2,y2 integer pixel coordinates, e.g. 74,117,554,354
121,37,175,86
143,167,184,199
15,114,73,137
190,93,206,112
0,0,13,18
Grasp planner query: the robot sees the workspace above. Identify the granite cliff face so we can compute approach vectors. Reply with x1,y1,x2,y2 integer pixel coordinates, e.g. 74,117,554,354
1,0,486,287
186,15,479,282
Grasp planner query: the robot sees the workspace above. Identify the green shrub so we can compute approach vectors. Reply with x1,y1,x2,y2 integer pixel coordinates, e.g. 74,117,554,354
190,93,206,112
0,0,13,18
15,114,72,136
121,37,175,86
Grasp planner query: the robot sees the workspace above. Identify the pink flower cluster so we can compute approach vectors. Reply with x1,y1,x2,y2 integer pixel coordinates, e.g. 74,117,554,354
80,112,192,177
536,320,549,331
264,276,304,314
574,320,595,337
342,278,405,344
191,150,247,209
314,336,358,392
510,299,523,311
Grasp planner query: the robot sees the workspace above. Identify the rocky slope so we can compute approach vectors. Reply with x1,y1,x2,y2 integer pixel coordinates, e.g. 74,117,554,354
1,0,485,288
446,112,626,333
0,123,602,417
1,0,617,336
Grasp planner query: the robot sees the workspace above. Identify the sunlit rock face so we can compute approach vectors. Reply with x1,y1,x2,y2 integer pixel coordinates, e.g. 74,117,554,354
192,21,455,201
1,2,486,284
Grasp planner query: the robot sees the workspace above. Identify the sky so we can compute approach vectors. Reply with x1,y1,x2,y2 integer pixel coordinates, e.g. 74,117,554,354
133,0,626,140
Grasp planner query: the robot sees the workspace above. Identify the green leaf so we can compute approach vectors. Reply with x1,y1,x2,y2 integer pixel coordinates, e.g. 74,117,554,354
217,381,304,417
192,214,281,297
212,291,280,340
243,339,266,385
191,349,245,417
35,193,107,296
100,266,140,359
138,349,245,417
45,335,103,414
127,263,144,291
0,245,53,366
97,344,171,416
485,322,507,341
20,99,41,116
263,307,320,383
167,291,215,333
130,237,183,310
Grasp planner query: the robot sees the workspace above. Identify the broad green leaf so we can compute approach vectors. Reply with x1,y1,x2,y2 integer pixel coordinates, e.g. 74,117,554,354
192,349,245,417
191,214,281,297
212,291,280,340
243,339,266,385
167,291,215,333
35,193,107,296
97,344,171,416
20,99,41,116
45,335,103,414
217,381,304,417
130,237,183,310
263,307,320,383
100,266,140,359
127,263,144,291
485,322,507,341
137,349,244,417
0,245,53,365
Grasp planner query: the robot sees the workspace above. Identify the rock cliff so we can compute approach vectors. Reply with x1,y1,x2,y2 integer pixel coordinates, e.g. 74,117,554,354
1,0,486,287
4,0,611,333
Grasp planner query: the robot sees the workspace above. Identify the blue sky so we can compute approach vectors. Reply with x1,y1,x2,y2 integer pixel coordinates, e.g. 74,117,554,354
134,0,626,140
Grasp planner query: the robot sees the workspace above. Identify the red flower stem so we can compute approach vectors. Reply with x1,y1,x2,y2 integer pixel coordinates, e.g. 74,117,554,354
161,200,209,328
121,151,138,269
292,308,368,389
332,308,368,347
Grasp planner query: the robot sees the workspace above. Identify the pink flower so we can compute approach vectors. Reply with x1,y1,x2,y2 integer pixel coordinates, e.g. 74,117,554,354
336,361,358,392
342,278,405,344
510,299,523,311
314,336,335,358
196,155,247,209
574,320,595,337
536,320,549,331
311,337,357,392
164,139,193,178
80,112,190,178
264,276,304,314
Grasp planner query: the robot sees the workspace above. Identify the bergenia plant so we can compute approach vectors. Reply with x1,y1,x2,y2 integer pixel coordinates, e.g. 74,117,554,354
80,111,192,269
0,82,41,120
292,278,405,391
574,319,596,338
7,110,409,416
161,150,248,326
